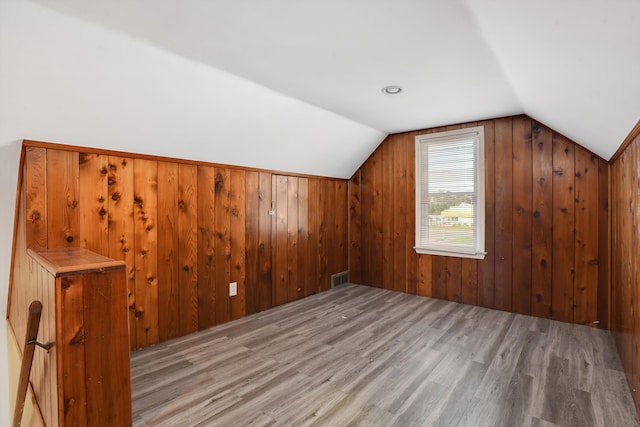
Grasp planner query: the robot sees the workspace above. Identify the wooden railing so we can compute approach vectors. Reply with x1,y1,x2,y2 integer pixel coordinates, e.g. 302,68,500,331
7,248,133,426
13,301,44,427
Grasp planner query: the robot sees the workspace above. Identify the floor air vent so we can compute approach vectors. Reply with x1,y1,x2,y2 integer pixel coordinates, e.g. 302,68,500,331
331,271,350,288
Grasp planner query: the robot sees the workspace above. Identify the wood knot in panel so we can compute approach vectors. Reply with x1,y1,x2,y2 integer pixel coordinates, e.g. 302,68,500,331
69,327,85,345
214,173,225,193
64,397,76,415
61,277,73,290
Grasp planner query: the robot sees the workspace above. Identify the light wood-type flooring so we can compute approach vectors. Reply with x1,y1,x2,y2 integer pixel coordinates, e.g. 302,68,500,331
131,284,639,426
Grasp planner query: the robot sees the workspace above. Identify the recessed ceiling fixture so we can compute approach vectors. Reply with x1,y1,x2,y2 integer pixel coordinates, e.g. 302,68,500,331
381,85,402,95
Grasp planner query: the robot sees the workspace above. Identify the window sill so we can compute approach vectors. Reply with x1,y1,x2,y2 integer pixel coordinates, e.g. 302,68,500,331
414,246,486,260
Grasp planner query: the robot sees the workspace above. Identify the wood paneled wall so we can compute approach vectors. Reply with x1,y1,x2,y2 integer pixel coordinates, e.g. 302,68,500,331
350,115,610,326
611,123,640,411
22,142,348,350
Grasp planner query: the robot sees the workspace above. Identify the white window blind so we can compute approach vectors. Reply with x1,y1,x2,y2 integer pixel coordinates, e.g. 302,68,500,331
415,126,485,259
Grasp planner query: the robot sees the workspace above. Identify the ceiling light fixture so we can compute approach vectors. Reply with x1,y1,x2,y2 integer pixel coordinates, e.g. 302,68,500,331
381,85,402,95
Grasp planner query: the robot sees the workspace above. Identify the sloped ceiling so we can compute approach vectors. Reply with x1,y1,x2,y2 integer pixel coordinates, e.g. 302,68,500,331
2,0,640,178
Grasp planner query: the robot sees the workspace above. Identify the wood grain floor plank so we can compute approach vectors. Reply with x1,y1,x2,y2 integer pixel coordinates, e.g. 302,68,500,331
131,284,640,427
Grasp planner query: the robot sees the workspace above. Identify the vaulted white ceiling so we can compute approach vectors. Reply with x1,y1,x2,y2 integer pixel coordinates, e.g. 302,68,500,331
2,0,639,178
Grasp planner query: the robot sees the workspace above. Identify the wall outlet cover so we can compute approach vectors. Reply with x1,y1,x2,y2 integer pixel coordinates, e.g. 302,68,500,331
229,282,238,296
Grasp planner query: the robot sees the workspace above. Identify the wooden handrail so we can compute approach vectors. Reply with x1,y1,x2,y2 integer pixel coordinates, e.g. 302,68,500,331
12,301,43,427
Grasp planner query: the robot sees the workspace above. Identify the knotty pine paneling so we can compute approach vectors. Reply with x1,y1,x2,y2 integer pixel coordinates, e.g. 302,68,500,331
79,153,109,254
611,125,640,411
178,163,199,332
512,116,533,315
25,147,47,250
272,175,289,306
230,169,247,320
133,159,159,348
22,142,348,350
197,165,216,330
58,275,87,426
349,171,362,285
270,175,346,305
478,120,496,308
47,150,79,248
307,178,320,295
597,158,610,328
350,115,609,327
494,118,514,312
551,134,576,322
297,178,309,300
405,133,418,296
245,171,273,315
381,141,394,291
157,161,179,341
531,124,553,318
574,146,600,325
213,167,232,325
107,156,136,350
286,176,299,302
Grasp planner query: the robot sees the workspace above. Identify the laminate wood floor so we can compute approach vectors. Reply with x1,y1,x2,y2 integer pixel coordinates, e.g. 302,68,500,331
131,284,639,426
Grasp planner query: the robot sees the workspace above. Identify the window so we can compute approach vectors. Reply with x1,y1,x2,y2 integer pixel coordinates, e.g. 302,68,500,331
415,126,485,259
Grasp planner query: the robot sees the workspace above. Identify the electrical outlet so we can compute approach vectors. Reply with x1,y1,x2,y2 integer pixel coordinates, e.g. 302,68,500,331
229,282,237,297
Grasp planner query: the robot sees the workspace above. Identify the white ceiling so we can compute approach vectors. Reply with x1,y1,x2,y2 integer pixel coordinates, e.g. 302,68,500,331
3,0,640,177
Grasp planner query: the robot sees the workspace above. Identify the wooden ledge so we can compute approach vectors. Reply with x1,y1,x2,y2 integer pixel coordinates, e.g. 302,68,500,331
27,247,126,276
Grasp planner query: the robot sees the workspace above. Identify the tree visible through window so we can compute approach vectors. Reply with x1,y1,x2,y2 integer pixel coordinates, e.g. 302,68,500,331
415,126,485,259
